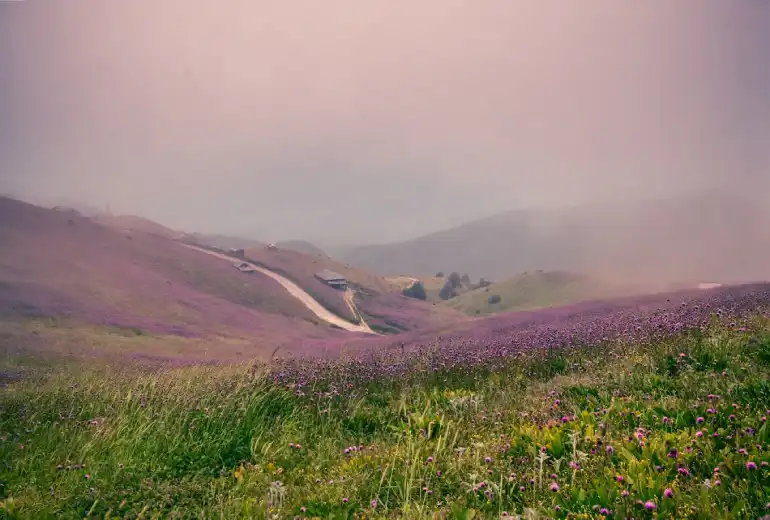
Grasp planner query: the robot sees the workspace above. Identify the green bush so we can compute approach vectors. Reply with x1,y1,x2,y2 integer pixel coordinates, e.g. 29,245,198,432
402,281,427,300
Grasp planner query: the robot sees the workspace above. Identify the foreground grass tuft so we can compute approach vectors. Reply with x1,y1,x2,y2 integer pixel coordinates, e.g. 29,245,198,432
2,319,770,518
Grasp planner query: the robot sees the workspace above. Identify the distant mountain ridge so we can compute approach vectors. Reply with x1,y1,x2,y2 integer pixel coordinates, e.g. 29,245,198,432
341,191,770,285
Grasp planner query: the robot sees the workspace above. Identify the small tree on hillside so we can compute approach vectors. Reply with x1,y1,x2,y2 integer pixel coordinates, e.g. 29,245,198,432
435,271,445,278
448,272,461,288
439,280,457,300
477,278,492,288
460,273,471,286
402,281,427,301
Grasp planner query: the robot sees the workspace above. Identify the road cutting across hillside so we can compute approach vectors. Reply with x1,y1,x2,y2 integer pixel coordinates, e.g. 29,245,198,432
182,243,377,334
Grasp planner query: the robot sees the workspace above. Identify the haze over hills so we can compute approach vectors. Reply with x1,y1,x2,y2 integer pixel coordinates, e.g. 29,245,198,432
341,190,770,285
3,0,770,514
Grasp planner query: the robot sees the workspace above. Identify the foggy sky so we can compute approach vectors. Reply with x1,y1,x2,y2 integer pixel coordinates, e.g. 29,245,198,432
1,1,769,245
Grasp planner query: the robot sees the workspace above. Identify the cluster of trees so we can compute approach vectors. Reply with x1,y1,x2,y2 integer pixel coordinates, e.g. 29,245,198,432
437,272,494,300
401,271,495,302
439,272,463,300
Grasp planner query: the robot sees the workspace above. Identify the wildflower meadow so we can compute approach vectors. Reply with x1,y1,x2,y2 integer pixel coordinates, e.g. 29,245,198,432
2,285,770,518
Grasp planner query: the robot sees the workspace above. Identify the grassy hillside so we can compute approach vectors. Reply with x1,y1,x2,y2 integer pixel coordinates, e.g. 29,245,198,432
0,198,349,358
241,245,467,332
184,236,459,334
240,247,379,324
446,271,635,316
2,199,456,339
354,292,468,334
385,276,437,301
90,214,182,239
275,240,327,257
2,285,769,518
184,232,265,251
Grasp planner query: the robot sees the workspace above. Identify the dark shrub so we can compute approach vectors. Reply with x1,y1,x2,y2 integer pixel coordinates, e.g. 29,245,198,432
402,281,427,301
439,281,457,301
477,278,492,288
488,294,502,305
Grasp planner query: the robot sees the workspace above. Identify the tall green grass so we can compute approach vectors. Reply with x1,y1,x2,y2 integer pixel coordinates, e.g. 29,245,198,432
2,319,770,518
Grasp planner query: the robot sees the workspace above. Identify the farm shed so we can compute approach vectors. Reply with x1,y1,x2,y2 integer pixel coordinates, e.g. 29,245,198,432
315,269,347,290
233,262,256,273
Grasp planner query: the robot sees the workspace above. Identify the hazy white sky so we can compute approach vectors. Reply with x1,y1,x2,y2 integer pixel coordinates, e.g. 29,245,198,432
1,1,769,244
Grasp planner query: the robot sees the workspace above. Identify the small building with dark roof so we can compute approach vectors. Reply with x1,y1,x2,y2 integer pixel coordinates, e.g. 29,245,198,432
233,262,256,273
315,269,347,290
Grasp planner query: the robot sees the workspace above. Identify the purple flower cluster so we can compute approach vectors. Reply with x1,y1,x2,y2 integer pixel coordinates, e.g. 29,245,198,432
271,283,770,389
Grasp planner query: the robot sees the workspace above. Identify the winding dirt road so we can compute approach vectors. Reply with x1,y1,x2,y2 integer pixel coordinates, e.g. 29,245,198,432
182,244,376,334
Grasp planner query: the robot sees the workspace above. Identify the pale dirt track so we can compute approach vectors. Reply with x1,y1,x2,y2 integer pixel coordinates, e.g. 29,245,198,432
182,244,376,334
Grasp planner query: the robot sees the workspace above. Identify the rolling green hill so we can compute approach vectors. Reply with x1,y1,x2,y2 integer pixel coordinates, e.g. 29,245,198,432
445,270,634,316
